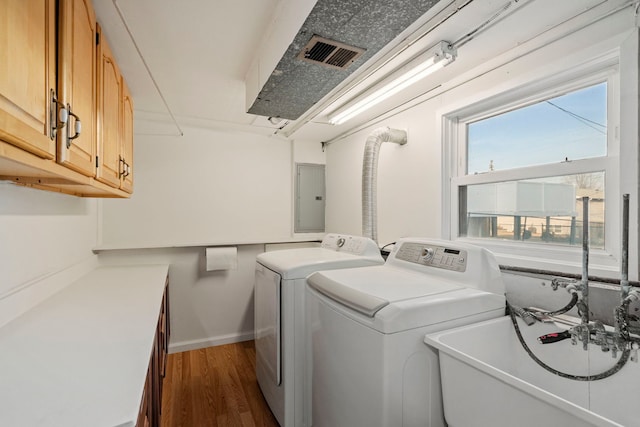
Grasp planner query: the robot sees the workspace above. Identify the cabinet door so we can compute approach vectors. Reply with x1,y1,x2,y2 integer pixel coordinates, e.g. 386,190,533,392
121,78,134,193
136,366,153,427
0,0,56,158
96,25,122,188
151,334,161,427
57,0,96,177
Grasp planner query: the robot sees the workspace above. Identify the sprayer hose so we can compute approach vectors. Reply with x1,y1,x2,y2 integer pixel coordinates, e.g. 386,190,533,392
537,293,579,317
507,302,630,381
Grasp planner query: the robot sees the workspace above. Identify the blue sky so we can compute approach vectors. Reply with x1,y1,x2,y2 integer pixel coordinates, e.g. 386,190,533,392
467,83,607,174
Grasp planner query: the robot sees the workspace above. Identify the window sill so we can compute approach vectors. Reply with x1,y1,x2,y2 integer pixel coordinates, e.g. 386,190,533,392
455,237,620,280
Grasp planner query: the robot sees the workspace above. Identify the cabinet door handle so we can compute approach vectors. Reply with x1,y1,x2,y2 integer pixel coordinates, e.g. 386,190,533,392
49,89,68,140
118,156,125,178
118,158,132,179
66,104,82,148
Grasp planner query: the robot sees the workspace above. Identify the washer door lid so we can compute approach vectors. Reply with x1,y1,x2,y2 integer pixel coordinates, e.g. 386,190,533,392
308,272,389,317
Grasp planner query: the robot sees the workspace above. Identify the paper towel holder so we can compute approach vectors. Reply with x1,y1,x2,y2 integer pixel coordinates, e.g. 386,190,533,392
205,246,238,271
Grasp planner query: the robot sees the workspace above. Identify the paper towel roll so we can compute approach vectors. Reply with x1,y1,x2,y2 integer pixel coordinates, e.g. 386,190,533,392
205,247,238,271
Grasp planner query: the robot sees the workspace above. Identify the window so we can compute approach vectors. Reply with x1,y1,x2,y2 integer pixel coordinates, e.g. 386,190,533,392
462,172,605,249
466,83,607,175
443,57,625,273
461,83,608,250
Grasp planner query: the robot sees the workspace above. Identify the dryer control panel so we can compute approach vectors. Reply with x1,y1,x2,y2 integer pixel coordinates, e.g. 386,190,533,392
321,234,381,257
395,242,467,272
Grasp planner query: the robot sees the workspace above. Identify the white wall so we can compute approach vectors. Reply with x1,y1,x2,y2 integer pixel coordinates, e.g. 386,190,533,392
326,106,443,245
97,126,326,351
100,125,297,248
293,139,325,165
0,183,99,327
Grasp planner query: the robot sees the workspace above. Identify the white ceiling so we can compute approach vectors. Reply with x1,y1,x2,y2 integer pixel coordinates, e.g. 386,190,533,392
93,0,285,133
92,0,626,141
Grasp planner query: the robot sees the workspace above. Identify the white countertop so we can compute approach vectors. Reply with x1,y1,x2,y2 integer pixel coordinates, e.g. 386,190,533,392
0,264,169,427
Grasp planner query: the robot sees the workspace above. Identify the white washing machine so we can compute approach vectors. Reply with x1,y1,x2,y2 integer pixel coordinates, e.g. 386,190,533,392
305,238,506,427
254,234,384,427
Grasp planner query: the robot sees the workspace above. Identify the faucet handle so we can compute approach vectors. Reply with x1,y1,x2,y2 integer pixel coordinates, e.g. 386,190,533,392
570,328,578,346
592,321,610,352
550,277,576,291
627,289,640,301
581,326,590,351
569,324,590,351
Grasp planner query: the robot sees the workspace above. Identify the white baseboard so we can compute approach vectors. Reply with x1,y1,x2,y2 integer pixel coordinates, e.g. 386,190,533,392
169,331,255,353
0,256,99,328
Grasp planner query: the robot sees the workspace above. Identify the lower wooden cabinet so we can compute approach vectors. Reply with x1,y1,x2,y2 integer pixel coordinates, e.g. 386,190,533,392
159,282,170,378
136,367,153,427
137,278,170,427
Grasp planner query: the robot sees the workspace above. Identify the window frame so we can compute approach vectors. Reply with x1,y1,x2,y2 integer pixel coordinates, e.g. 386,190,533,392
442,51,625,277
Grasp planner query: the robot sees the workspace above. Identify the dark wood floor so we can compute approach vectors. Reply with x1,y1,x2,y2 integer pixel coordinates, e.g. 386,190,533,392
161,341,279,427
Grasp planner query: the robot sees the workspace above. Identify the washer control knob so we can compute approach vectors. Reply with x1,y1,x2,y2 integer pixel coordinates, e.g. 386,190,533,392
421,247,434,261
337,237,346,248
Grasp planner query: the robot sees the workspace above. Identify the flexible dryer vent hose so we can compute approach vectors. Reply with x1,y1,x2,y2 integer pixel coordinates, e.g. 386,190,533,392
362,127,407,243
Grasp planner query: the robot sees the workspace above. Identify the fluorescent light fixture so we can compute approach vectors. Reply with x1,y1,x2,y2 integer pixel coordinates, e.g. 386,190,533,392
328,41,457,125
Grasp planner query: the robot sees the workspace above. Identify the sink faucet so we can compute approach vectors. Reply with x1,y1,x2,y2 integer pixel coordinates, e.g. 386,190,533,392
514,195,640,379
577,196,590,326
570,194,640,358
591,320,609,352
613,194,635,351
620,194,630,302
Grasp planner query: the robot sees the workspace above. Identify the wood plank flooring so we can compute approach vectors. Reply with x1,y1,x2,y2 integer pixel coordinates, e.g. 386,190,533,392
161,341,279,427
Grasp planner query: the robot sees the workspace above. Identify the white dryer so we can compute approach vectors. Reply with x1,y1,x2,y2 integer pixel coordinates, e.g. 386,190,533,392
305,238,506,427
254,234,384,427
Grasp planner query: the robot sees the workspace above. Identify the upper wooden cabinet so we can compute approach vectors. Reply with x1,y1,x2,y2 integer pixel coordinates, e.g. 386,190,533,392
96,24,134,194
96,24,122,189
0,0,133,198
121,79,135,193
0,0,56,159
57,0,97,177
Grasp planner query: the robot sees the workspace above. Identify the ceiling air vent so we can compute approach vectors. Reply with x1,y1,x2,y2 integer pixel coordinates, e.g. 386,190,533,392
297,35,365,70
